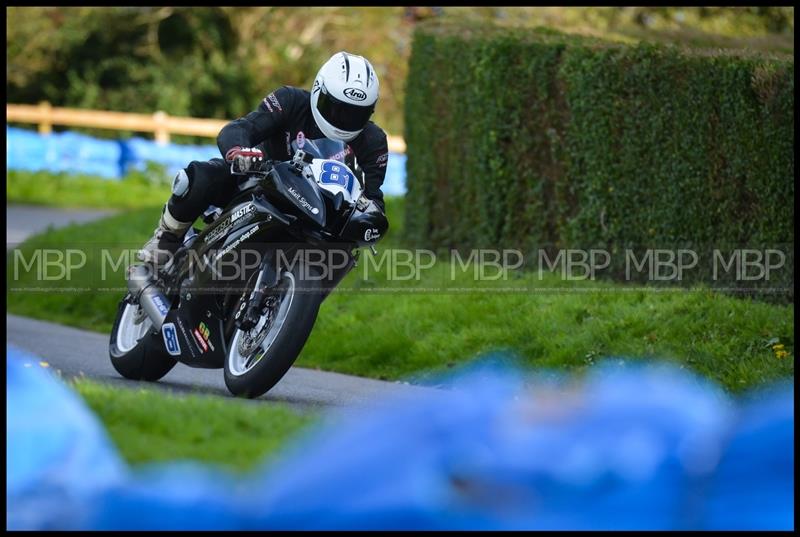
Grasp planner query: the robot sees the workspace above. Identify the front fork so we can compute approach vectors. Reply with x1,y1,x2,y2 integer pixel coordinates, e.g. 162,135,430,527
227,244,363,334
234,253,280,333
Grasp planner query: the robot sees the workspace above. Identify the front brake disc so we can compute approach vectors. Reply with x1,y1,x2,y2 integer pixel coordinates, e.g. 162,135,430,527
238,310,273,356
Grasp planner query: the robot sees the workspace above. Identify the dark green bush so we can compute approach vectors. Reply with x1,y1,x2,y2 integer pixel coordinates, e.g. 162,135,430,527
404,22,794,295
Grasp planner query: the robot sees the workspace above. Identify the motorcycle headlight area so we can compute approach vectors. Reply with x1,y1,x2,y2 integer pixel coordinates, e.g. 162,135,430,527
309,159,361,202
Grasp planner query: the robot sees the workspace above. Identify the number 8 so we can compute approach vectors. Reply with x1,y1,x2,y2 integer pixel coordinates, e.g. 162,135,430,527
319,161,352,190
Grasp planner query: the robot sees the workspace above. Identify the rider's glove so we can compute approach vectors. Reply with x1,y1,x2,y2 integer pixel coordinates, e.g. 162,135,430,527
355,194,372,212
356,195,385,215
225,146,264,175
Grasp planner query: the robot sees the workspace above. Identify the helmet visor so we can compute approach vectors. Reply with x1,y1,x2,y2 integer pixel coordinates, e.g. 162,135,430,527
316,86,374,133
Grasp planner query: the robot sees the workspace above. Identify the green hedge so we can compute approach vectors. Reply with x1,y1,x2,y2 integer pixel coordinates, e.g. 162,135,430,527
404,22,794,292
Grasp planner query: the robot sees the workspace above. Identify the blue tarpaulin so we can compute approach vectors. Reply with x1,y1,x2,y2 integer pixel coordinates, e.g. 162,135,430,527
6,345,794,530
6,126,407,196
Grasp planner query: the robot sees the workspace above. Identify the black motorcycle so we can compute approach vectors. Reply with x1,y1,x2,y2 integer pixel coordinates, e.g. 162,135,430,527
108,138,388,398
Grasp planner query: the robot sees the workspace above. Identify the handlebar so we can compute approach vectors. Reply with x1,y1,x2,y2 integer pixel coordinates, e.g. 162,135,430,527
236,148,309,174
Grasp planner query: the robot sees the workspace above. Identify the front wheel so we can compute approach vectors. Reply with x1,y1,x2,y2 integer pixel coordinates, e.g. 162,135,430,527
223,260,323,398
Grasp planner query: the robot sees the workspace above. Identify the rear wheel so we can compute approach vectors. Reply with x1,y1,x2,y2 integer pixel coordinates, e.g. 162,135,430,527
224,260,322,398
109,296,177,381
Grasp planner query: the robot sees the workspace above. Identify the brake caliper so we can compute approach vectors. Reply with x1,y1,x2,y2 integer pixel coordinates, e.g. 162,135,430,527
236,259,279,332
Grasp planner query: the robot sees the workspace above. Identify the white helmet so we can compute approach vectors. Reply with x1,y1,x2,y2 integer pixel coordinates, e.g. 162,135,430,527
310,51,379,142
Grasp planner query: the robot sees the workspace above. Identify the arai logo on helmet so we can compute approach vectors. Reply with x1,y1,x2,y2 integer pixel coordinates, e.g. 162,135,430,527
343,88,367,101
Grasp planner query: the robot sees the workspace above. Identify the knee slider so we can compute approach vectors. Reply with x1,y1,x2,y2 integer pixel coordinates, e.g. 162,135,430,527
171,169,191,198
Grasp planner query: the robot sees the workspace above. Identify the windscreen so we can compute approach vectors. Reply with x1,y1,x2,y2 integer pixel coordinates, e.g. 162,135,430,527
291,137,349,163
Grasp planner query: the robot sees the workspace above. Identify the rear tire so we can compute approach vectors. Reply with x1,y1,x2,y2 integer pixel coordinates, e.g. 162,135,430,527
109,298,177,381
224,259,323,398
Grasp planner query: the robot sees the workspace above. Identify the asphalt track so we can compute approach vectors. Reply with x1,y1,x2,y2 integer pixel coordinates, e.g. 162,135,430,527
6,205,435,412
6,204,117,247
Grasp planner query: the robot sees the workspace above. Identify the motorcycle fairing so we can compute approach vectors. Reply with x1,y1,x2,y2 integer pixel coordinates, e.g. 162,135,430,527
270,162,326,227
159,301,227,368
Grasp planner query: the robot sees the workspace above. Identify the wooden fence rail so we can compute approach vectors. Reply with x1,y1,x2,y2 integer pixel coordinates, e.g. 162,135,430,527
6,102,407,154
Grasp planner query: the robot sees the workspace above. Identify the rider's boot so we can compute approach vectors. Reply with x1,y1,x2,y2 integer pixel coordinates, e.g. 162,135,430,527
137,204,192,269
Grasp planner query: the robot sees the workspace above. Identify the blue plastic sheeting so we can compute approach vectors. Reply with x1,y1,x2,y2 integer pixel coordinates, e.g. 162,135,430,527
7,126,122,179
119,136,219,179
6,346,129,530
6,126,408,195
6,346,793,530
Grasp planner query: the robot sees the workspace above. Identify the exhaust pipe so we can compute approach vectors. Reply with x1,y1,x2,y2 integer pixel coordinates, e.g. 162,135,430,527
126,264,172,330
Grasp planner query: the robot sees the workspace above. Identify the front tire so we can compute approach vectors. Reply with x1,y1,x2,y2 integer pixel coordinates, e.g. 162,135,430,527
109,297,177,381
224,260,323,398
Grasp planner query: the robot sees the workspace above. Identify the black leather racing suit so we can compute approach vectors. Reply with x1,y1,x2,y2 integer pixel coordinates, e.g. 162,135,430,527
167,85,390,223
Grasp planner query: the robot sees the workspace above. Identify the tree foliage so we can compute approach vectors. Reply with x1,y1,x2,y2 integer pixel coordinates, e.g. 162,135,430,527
6,7,410,135
6,7,793,140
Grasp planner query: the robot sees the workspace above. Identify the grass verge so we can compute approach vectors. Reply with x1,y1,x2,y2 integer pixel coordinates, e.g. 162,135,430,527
71,378,316,472
7,197,794,393
7,169,172,210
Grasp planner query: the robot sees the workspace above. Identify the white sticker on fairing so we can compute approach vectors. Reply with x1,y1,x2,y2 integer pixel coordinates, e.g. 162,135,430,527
162,323,182,356
308,159,362,203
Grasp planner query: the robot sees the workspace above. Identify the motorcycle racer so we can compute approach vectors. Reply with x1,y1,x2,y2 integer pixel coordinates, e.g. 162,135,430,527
138,51,389,266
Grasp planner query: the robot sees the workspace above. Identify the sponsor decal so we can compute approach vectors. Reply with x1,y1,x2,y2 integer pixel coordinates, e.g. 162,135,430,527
152,295,170,316
198,322,210,339
296,131,305,149
343,87,367,101
196,322,215,352
328,145,352,162
231,203,255,223
192,328,209,353
206,204,255,245
176,318,197,359
376,152,389,168
262,97,273,113
287,186,320,215
364,228,381,241
162,323,182,356
216,225,261,259
205,219,232,244
267,92,283,112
